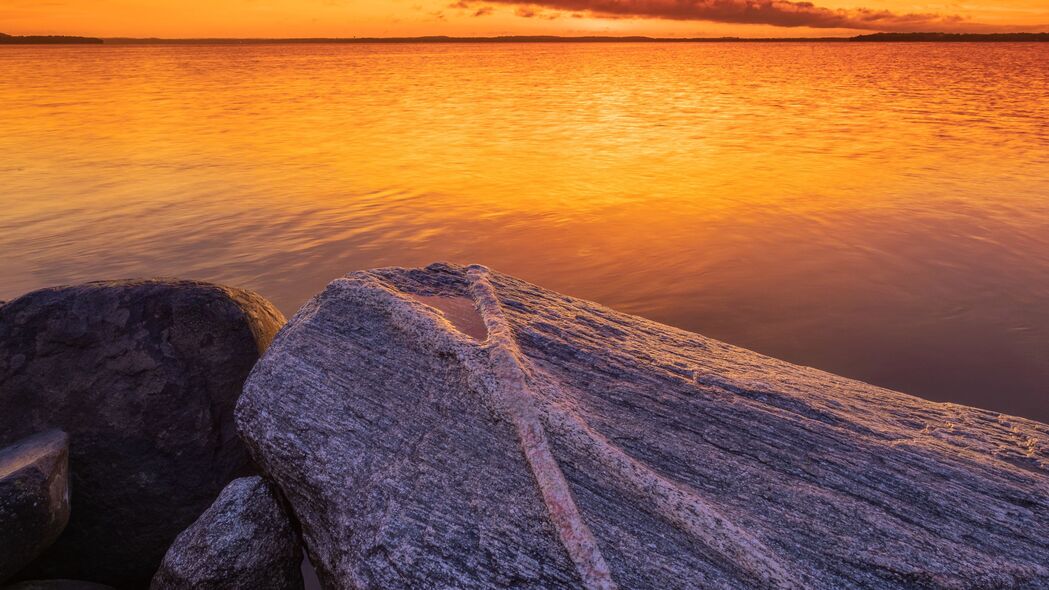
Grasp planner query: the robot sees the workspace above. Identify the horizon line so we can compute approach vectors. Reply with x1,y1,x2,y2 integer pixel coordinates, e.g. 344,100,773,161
3,32,1049,44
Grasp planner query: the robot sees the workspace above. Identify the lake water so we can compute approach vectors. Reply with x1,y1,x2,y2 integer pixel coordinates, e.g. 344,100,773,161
1,42,1047,421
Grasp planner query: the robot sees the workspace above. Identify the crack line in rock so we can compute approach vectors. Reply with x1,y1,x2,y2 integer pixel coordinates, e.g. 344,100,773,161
465,265,618,590
465,265,803,590
368,267,800,589
531,372,803,589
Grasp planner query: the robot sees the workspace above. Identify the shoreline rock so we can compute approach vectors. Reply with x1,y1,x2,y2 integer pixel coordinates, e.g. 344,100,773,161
238,263,1049,589
1,268,1046,589
0,430,70,584
3,582,115,590
0,280,285,587
151,476,303,590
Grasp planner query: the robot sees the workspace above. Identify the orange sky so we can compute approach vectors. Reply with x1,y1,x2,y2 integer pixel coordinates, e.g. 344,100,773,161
2,0,1046,38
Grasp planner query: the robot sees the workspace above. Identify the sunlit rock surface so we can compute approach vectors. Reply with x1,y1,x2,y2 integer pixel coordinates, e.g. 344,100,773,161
0,430,69,583
0,280,286,587
152,476,303,590
238,263,1049,590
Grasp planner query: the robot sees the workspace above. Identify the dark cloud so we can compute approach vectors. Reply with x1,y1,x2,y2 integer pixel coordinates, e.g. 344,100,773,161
471,0,976,31
449,1,495,17
514,6,563,18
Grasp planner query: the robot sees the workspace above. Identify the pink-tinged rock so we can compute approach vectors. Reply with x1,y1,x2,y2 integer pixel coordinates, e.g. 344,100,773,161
152,476,303,590
237,263,1049,590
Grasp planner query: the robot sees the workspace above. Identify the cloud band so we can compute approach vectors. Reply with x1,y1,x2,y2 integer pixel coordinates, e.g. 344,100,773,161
470,0,971,31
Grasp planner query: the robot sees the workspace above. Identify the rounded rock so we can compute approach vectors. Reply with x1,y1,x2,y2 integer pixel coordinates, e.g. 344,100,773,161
0,280,285,587
0,430,70,583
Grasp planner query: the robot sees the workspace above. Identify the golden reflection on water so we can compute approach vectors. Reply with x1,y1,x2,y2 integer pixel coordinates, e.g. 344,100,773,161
1,43,1047,419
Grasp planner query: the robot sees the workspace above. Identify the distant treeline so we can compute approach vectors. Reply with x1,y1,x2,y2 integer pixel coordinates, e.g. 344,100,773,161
0,33,103,44
100,32,1049,44
3,32,1047,45
852,32,1049,42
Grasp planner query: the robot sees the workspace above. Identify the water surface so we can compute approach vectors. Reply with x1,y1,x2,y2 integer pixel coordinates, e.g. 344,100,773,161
1,42,1047,420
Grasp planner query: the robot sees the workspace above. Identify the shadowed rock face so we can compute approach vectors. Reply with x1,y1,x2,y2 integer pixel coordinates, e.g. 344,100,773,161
0,430,70,584
238,263,1049,590
151,476,304,590
3,582,115,590
0,280,285,588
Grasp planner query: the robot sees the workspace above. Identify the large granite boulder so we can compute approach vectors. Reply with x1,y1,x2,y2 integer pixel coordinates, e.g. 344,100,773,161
151,476,303,590
238,263,1049,589
0,430,70,583
0,280,285,588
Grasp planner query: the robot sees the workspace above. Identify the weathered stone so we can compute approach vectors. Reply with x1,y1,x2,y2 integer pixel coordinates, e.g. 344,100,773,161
4,581,115,590
151,476,303,590
0,431,70,583
238,263,1049,589
0,280,285,588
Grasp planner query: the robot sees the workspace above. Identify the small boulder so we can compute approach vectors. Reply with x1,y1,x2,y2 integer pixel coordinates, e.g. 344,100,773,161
0,280,285,587
0,430,70,583
151,476,303,590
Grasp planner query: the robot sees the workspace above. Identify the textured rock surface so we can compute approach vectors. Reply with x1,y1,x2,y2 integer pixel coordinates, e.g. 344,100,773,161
151,476,303,590
4,582,115,590
0,430,70,583
0,280,285,588
238,263,1049,589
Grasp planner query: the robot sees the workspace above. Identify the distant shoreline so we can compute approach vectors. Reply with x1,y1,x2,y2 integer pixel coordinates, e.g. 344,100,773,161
2,32,1048,45
0,34,103,45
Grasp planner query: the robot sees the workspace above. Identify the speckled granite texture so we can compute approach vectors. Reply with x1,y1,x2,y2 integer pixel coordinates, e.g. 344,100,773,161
238,263,1049,590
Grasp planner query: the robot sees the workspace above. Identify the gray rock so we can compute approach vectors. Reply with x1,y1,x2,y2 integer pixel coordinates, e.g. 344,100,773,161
0,431,70,583
4,581,115,590
237,263,1049,589
0,280,285,588
151,476,303,590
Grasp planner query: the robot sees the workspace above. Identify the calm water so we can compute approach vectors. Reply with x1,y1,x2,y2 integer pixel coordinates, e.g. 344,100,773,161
1,43,1047,421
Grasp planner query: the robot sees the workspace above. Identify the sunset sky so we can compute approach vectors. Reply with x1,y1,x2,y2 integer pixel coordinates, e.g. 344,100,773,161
1,0,1046,38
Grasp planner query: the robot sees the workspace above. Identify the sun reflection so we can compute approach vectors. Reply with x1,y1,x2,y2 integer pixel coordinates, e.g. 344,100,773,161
1,42,1048,421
